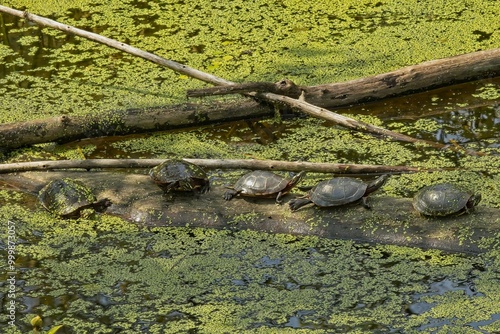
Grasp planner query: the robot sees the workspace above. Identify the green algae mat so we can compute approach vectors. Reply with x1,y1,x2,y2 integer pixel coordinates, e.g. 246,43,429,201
1,0,500,332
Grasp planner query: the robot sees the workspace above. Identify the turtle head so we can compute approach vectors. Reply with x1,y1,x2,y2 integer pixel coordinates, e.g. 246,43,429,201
468,193,481,209
94,198,113,213
290,171,306,186
366,174,390,193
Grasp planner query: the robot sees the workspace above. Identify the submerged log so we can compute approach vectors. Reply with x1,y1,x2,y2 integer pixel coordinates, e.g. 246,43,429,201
2,171,497,254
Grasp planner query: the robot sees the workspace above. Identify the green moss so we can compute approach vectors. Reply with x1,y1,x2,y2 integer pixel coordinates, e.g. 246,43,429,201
1,0,500,332
4,201,500,333
111,132,234,159
228,211,261,225
473,84,500,100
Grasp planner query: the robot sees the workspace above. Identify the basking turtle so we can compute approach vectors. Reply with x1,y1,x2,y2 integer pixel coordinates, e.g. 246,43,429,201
413,183,481,217
38,178,112,218
289,174,389,211
149,159,210,193
223,170,305,203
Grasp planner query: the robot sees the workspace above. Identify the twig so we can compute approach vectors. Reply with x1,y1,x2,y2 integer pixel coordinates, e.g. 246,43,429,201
0,158,442,174
187,80,301,97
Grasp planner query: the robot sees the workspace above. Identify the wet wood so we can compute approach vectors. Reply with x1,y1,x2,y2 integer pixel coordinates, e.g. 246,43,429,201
0,158,443,174
187,80,302,97
301,48,500,109
2,171,497,255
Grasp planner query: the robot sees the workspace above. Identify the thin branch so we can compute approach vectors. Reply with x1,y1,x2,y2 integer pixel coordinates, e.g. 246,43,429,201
0,5,233,86
0,158,442,174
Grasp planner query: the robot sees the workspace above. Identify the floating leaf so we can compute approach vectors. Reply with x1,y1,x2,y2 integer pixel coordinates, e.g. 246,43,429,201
47,324,65,334
30,315,43,328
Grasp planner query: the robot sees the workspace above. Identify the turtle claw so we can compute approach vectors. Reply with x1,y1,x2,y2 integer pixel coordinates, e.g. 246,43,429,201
223,190,237,201
362,197,372,209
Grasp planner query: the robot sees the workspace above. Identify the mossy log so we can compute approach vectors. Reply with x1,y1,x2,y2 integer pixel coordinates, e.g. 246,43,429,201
3,171,498,255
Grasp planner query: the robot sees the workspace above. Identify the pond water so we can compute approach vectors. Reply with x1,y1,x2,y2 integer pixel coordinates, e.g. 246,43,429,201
1,1,500,333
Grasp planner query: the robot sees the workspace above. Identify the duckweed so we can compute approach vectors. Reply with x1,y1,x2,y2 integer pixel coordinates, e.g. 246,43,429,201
1,0,500,332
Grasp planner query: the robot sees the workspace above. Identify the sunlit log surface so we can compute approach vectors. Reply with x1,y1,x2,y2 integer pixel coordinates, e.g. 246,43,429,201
2,171,497,255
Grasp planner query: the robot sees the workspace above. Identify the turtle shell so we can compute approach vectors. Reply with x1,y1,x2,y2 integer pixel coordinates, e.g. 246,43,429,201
233,171,289,196
38,178,101,217
309,177,367,207
413,183,477,216
149,159,209,193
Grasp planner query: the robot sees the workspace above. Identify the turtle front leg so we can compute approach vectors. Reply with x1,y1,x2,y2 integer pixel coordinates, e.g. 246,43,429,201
275,191,284,204
223,189,239,201
361,197,372,209
163,181,180,193
199,182,210,194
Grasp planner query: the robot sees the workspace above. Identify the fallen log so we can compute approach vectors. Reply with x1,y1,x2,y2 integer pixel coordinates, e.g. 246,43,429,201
0,158,442,174
187,80,302,97
0,101,271,150
2,171,497,254
3,4,500,108
303,49,500,109
188,48,500,109
0,5,495,155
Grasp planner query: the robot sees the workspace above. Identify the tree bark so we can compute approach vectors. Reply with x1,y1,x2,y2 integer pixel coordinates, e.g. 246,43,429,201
302,49,500,109
3,171,497,254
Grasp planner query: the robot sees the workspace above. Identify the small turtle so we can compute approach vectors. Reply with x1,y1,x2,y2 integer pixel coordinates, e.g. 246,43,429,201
413,183,481,217
38,178,112,218
289,174,389,211
223,170,305,203
149,159,210,193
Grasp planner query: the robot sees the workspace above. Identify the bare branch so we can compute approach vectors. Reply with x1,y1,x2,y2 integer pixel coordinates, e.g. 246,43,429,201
0,158,442,174
0,5,232,86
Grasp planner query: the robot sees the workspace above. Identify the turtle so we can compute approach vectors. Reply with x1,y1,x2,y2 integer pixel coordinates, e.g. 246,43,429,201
289,174,389,211
223,170,305,203
38,178,112,218
149,159,210,193
413,183,481,217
